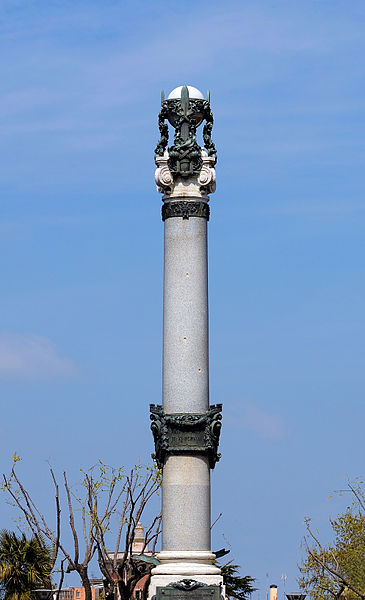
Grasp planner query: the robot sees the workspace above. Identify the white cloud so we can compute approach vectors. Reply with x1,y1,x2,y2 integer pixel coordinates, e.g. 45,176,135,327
0,334,77,380
227,402,286,441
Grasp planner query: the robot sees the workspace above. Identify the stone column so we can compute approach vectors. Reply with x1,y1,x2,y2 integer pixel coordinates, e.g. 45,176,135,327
149,86,223,595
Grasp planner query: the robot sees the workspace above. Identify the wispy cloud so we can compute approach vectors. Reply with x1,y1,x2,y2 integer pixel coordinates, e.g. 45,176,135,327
0,334,77,380
227,402,286,441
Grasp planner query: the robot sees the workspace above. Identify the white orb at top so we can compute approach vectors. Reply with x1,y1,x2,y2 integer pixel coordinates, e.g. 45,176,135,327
167,85,204,100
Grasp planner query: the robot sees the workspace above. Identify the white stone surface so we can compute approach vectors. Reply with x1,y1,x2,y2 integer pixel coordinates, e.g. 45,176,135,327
152,551,221,576
155,151,216,198
167,85,205,100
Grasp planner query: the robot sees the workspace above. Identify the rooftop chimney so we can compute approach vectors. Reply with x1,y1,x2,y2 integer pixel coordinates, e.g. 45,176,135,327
270,585,278,600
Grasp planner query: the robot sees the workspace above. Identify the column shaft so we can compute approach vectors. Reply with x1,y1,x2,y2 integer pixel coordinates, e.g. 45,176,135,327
162,455,210,551
163,216,209,414
162,213,211,553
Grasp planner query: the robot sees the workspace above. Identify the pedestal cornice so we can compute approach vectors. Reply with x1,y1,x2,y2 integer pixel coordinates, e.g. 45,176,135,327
151,551,221,576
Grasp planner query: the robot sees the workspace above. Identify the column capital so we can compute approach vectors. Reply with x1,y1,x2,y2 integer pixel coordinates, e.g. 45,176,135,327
155,151,216,199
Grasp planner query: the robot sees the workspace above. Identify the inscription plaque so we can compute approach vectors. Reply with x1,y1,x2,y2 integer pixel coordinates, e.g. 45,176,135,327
156,584,220,600
168,427,205,449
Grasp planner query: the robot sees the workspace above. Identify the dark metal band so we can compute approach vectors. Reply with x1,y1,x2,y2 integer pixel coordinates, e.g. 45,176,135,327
162,201,210,222
150,404,222,469
156,581,220,600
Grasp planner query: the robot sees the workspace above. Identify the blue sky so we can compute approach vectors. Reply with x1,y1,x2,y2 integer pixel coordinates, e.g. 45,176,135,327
1,0,365,595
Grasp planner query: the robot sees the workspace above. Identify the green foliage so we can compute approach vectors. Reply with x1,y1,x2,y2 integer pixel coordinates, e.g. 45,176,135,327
0,530,52,600
220,562,256,600
299,482,365,600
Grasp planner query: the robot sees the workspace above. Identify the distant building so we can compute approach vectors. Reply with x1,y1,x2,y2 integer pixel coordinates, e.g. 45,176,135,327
106,521,151,566
57,590,73,600
57,580,103,600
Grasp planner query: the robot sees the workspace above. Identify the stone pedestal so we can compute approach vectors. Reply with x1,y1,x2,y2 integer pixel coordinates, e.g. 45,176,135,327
149,86,223,598
148,575,223,600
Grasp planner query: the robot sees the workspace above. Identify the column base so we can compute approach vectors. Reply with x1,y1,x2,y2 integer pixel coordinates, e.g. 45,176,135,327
151,551,221,576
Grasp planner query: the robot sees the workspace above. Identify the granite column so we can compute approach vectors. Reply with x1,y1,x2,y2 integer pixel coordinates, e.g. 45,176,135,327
149,85,223,595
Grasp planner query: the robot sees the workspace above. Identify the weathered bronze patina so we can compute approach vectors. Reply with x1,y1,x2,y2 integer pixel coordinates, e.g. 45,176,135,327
149,404,222,469
156,579,221,600
161,201,210,221
155,85,217,179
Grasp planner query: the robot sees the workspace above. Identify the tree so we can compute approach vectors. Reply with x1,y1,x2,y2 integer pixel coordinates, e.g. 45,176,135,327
220,562,256,600
2,459,161,600
0,530,52,600
299,481,365,600
87,463,161,600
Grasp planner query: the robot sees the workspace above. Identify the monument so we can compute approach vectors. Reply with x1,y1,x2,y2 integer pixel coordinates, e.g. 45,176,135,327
148,85,223,600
